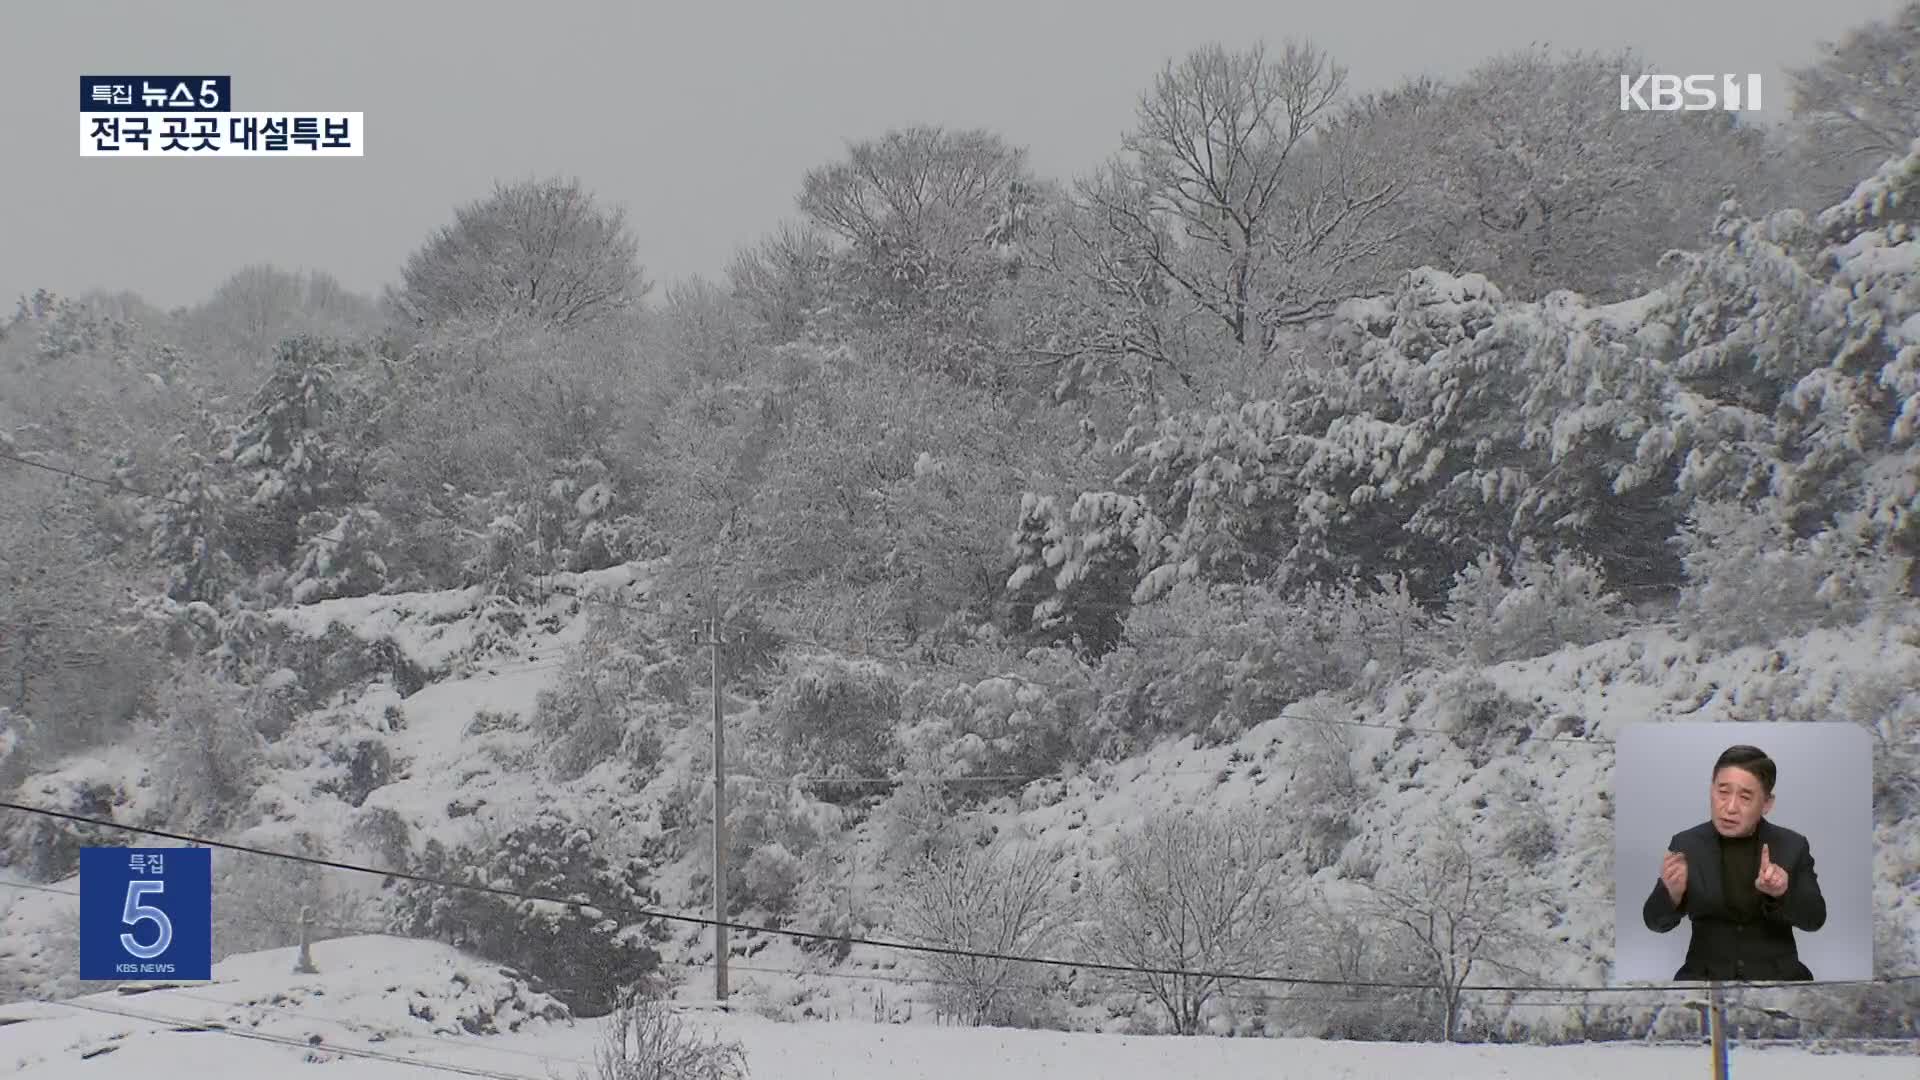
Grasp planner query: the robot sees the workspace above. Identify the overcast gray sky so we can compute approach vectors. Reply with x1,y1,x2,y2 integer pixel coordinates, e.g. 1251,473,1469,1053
0,0,1898,313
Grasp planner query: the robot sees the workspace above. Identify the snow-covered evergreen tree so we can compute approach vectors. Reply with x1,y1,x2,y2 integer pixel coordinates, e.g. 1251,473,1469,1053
149,335,376,603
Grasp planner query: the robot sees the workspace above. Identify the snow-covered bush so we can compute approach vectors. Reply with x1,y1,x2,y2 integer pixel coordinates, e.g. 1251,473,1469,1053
898,651,1094,787
316,731,397,809
0,771,124,882
892,840,1070,1028
719,780,833,915
1278,708,1368,873
1674,502,1911,650
346,804,413,871
1439,546,1626,665
1086,577,1436,755
144,661,266,831
1282,890,1433,1041
0,707,30,795
388,809,666,1018
739,842,804,920
1079,811,1294,1035
1429,670,1543,767
210,837,375,961
533,607,682,781
287,507,392,603
762,656,902,792
868,766,965,867
583,984,749,1080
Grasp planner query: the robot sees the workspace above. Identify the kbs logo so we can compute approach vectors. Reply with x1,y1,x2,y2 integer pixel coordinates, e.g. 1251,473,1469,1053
1619,73,1763,112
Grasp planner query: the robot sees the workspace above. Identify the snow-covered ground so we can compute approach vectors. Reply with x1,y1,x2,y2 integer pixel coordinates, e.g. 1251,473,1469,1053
0,937,1912,1079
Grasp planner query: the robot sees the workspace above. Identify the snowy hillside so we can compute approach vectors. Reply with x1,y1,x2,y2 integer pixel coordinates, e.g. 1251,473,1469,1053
4,570,1918,1044
1,936,1916,1080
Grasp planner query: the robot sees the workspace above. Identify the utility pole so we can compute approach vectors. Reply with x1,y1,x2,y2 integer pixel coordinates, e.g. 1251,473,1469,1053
1707,982,1728,1080
703,589,730,1006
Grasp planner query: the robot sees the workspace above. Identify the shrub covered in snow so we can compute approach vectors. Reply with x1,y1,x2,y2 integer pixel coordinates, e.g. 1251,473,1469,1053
892,839,1071,1028
143,660,266,832
584,984,749,1080
1079,811,1294,1035
387,808,667,1017
898,648,1095,787
719,780,834,919
211,836,377,962
1439,545,1627,665
533,607,680,782
761,656,903,791
1085,577,1436,755
0,707,30,795
739,841,804,920
0,769,125,882
1674,502,1911,650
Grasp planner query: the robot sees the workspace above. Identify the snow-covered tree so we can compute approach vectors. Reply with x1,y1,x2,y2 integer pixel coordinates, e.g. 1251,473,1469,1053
1016,265,1686,607
1789,3,1920,176
0,464,157,747
390,808,666,1018
893,840,1069,1027
761,655,902,789
144,660,265,831
149,336,376,602
188,264,380,364
796,126,1037,384
1426,46,1780,302
1674,501,1910,649
369,313,655,590
1439,546,1627,664
390,176,650,330
725,344,1074,643
1082,811,1295,1035
726,221,835,347
1651,143,1920,586
1362,823,1547,1042
1115,41,1350,352
1004,490,1149,657
1012,168,1190,402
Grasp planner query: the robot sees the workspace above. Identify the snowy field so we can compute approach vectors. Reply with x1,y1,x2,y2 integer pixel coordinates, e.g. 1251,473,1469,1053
0,937,1913,1080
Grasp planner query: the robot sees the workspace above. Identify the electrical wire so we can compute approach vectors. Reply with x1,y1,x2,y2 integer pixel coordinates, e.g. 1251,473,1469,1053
3,802,1915,996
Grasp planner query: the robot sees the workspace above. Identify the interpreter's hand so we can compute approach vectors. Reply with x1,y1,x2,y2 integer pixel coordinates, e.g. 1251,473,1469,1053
1661,850,1688,906
1756,843,1790,898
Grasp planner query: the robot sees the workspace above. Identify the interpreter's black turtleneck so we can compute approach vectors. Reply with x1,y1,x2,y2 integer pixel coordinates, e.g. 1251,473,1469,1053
1718,828,1762,922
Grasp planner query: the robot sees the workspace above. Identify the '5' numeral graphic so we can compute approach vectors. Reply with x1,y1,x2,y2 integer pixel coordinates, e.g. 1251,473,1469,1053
120,880,173,959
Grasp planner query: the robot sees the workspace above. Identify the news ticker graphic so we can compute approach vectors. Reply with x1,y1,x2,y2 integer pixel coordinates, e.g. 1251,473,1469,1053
80,75,361,157
78,846,213,981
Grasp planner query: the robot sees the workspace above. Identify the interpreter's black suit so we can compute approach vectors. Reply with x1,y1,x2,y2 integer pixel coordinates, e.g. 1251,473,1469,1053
1642,819,1826,981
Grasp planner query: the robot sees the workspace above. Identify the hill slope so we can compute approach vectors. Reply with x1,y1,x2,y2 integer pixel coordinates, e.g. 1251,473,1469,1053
3,567,1918,1041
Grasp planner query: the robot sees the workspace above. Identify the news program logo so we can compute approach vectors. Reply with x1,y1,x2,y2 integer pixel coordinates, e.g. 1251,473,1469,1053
80,75,363,157
1619,73,1763,112
78,846,213,981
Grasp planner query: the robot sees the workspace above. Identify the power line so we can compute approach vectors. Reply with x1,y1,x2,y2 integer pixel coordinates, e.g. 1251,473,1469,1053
3,801,1914,996
4,880,1891,1020
0,449,190,507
